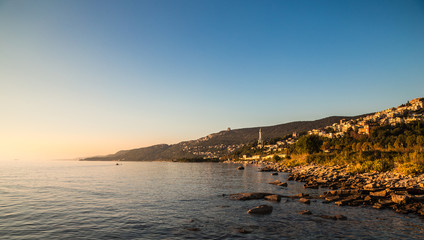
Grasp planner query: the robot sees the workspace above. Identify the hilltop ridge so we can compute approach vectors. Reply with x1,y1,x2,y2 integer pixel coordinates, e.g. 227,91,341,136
83,98,424,162
82,116,359,161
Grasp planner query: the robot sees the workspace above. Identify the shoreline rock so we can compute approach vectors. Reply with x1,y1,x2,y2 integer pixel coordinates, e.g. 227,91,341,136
247,205,273,214
225,160,424,217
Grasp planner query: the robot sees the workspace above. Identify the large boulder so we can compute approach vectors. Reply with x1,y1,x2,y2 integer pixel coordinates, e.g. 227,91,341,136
247,205,273,214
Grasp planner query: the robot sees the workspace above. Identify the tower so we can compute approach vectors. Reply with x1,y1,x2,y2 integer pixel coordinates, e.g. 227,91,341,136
258,128,263,147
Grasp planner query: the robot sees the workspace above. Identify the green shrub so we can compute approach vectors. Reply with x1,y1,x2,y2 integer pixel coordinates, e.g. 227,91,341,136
372,158,394,172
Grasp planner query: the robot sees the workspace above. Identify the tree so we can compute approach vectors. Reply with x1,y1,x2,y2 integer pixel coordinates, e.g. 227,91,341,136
296,135,323,154
417,135,424,151
322,141,331,151
406,135,416,149
361,142,371,151
394,138,403,150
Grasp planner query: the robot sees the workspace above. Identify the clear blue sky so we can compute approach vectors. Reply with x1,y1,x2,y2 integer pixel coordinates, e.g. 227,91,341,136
1,0,423,160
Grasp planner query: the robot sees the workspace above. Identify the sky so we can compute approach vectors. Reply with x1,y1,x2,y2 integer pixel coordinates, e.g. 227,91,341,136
1,0,423,161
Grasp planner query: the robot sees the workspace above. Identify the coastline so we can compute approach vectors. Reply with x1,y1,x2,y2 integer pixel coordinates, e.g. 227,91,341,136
225,159,424,217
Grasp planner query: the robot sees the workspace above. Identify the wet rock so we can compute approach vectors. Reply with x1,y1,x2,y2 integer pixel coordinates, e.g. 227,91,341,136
247,205,273,214
268,180,288,187
290,193,310,199
335,199,351,206
304,183,319,189
230,192,273,200
320,215,337,220
269,180,283,185
299,198,310,204
260,166,276,172
325,196,342,202
265,194,281,202
373,200,393,209
418,208,424,216
403,203,420,212
395,208,409,214
298,210,312,215
238,228,252,234
187,227,200,231
373,203,384,209
224,161,424,216
335,215,347,220
320,215,347,220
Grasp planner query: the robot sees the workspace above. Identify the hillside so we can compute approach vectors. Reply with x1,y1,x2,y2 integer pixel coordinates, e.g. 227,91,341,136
82,116,360,161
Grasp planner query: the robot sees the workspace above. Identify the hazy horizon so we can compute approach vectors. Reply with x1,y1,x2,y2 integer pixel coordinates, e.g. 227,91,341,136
1,0,424,161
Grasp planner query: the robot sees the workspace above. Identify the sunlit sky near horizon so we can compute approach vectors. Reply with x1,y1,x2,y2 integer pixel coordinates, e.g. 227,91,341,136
1,0,424,161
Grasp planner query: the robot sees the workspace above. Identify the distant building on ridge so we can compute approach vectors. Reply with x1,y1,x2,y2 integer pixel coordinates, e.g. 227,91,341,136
258,128,263,148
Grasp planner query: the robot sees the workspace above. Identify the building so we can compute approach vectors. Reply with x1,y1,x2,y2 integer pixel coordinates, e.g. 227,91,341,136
358,125,370,135
258,128,263,148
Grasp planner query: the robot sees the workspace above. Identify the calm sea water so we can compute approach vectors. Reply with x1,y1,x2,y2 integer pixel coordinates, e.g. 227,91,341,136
1,160,423,239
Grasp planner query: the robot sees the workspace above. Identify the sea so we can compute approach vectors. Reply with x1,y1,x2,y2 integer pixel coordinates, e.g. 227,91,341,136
1,160,423,239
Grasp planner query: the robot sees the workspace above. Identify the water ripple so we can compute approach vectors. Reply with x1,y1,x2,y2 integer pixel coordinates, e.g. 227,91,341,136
0,161,423,239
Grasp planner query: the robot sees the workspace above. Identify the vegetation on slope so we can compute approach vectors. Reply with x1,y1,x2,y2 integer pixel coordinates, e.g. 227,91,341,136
241,122,424,175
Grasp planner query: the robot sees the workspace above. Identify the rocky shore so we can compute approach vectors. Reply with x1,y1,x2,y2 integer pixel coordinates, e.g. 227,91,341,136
225,160,424,217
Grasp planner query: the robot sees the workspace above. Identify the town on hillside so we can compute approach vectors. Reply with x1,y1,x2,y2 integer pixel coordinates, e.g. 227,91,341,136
309,97,424,138
176,98,424,167
231,98,424,167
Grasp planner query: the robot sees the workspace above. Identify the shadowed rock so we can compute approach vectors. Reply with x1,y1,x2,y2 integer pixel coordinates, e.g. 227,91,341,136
320,214,347,220
247,205,273,214
186,227,200,231
392,194,409,205
370,189,388,197
299,210,312,215
268,180,288,187
290,193,310,199
265,194,281,202
299,198,310,204
229,192,272,200
237,228,252,234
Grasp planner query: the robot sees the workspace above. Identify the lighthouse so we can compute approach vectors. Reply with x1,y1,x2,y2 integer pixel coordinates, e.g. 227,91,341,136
258,128,263,148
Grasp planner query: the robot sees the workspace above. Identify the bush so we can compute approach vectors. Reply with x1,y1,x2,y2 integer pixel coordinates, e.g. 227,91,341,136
306,153,335,165
394,151,424,175
372,158,394,172
396,162,424,175
296,135,323,154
